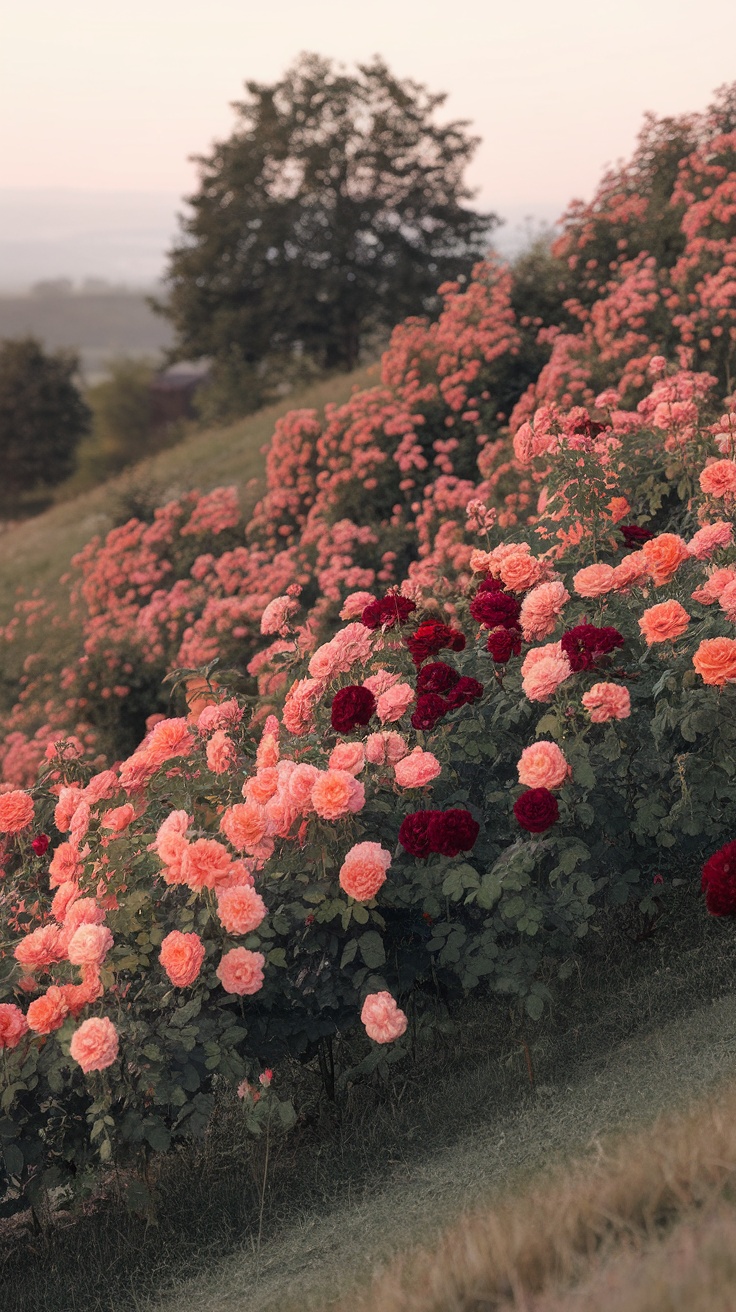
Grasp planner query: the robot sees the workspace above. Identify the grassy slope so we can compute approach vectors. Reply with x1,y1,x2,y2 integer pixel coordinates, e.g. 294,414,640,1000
139,894,736,1312
0,364,377,624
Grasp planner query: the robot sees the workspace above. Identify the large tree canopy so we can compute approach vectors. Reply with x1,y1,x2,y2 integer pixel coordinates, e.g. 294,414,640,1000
0,336,90,505
158,53,497,409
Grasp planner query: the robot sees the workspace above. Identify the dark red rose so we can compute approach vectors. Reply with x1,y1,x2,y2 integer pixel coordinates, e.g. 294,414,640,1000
701,841,736,916
331,685,376,733
486,626,522,663
406,622,466,666
416,661,461,695
568,414,605,439
469,590,521,630
445,676,484,710
411,692,448,731
427,808,480,857
31,834,50,856
361,592,417,631
513,788,559,833
619,524,655,548
476,576,504,594
399,810,438,857
561,624,625,672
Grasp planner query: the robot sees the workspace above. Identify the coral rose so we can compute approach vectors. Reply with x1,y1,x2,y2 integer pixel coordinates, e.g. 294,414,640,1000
361,992,408,1044
287,762,321,812
581,683,631,722
216,884,267,935
328,742,365,775
220,802,269,854
699,459,736,498
67,924,114,969
0,789,34,834
27,986,69,1035
216,947,265,996
339,841,391,901
693,637,736,686
394,747,441,789
14,924,65,970
517,742,569,790
498,551,545,593
375,682,415,723
206,730,238,775
69,1016,119,1073
688,521,733,560
311,770,365,820
48,841,83,888
612,551,650,592
101,803,136,833
159,930,206,986
520,581,570,641
513,788,559,833
572,564,616,597
0,1003,28,1050
642,533,689,586
638,600,690,645
521,645,573,702
701,841,736,916
364,731,408,765
182,837,233,890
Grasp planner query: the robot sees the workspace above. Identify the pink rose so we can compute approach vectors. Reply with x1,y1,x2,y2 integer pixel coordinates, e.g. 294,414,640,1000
339,841,391,901
361,992,408,1043
581,683,631,722
572,564,616,597
517,741,570,790
394,747,442,788
375,682,415,723
69,1016,119,1073
216,947,265,996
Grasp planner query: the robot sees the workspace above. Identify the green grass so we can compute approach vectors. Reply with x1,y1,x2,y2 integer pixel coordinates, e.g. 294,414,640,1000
2,882,736,1312
0,364,378,625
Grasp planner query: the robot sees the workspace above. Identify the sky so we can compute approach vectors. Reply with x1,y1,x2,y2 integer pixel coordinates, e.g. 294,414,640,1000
1,0,735,287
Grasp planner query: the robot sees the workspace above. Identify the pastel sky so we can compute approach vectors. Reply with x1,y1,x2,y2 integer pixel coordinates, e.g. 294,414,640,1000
1,0,735,283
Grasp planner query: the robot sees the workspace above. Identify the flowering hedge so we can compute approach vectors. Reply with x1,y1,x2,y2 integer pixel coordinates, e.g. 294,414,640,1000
0,89,735,1206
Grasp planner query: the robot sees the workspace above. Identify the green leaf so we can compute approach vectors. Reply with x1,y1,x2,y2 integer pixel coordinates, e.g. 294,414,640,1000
3,1143,23,1177
340,939,358,968
358,931,385,969
525,994,544,1021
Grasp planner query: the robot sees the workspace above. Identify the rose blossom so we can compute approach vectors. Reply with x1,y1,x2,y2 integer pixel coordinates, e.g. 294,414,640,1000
415,662,460,695
159,930,206,987
67,924,114,969
260,594,298,636
27,986,69,1035
216,947,265,996
220,802,269,854
364,731,408,765
719,580,736,622
513,788,559,833
427,809,479,857
329,742,365,775
216,884,267,935
394,747,442,789
14,924,66,970
363,669,401,696
638,600,690,645
0,1003,28,1050
612,551,650,592
340,591,376,620
376,682,415,724
339,842,391,901
48,841,83,888
572,564,616,597
206,730,238,775
519,581,570,641
182,838,233,890
581,683,631,722
498,551,546,593
69,1016,119,1073
311,770,365,820
361,992,408,1043
688,521,734,560
282,676,324,736
100,803,136,833
691,567,736,605
693,637,736,686
0,789,34,834
701,841,736,916
699,459,736,498
243,767,280,805
642,533,689,586
517,741,570,790
331,685,376,733
521,644,572,702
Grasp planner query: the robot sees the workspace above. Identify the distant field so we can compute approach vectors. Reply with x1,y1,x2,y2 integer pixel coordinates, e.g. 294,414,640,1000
0,290,174,379
0,363,377,623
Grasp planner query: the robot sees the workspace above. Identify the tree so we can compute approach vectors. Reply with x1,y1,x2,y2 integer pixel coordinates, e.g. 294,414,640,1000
0,337,90,505
157,53,497,412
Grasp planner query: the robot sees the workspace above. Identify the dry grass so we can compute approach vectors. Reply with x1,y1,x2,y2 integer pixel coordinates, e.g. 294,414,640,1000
0,364,377,623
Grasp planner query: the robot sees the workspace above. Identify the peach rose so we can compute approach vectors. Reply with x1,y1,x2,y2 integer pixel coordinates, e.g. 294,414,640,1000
27,986,69,1035
361,991,408,1043
499,551,545,593
48,841,83,888
699,459,736,498
642,533,689,586
719,580,736,622
517,741,570,790
339,841,392,901
159,930,206,987
572,564,616,597
519,581,570,641
0,1003,29,1050
581,683,631,722
0,789,34,834
691,567,736,605
145,717,195,766
63,897,106,934
51,880,80,923
469,548,494,573
311,770,365,820
14,924,66,970
282,676,324,736
393,747,442,789
611,551,650,592
363,669,401,697
340,591,376,620
100,803,135,833
216,885,267,935
69,1016,119,1073
243,767,280,805
521,649,573,703
154,810,191,861
638,600,691,645
220,802,270,854
67,924,114,969
376,682,415,723
688,521,734,560
216,947,265,996
54,785,84,832
693,637,736,686
364,731,409,765
255,730,279,770
182,838,232,890
206,730,238,775
329,742,366,775
286,763,321,812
